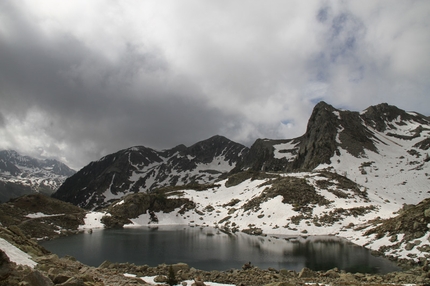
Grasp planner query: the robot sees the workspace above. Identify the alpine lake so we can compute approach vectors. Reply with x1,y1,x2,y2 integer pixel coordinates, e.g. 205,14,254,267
40,225,400,274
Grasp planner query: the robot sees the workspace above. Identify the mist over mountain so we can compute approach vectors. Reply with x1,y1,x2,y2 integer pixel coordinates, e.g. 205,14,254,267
0,150,75,202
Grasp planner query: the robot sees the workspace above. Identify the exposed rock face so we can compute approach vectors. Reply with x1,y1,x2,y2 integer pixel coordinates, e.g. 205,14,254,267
233,138,299,172
0,150,75,202
289,101,340,171
0,250,12,281
236,101,429,172
363,198,430,261
53,135,247,209
102,189,198,228
361,103,429,132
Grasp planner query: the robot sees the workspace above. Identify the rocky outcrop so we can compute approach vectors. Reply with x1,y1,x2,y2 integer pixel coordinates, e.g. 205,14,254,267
235,101,429,173
0,194,86,240
361,103,429,132
27,259,430,286
232,139,297,172
364,198,430,261
2,254,429,286
102,188,197,228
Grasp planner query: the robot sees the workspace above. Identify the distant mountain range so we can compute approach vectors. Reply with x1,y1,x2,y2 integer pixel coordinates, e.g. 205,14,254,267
0,150,75,202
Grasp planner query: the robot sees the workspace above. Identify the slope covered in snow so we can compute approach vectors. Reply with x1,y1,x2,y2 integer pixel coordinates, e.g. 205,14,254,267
75,102,430,263
53,135,248,209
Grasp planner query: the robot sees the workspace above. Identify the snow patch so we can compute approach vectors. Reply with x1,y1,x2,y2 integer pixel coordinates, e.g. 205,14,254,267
79,212,107,230
26,212,62,218
0,238,37,268
273,141,299,160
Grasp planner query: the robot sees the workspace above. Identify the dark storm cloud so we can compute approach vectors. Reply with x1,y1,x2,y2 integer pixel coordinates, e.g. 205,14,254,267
0,112,5,128
0,1,229,168
0,1,429,169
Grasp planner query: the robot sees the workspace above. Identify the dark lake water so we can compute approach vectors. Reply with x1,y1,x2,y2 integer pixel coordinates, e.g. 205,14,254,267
40,225,400,273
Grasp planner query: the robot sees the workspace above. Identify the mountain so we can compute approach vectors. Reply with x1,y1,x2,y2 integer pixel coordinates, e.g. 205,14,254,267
53,102,430,211
236,101,430,172
0,150,75,202
53,135,248,209
49,101,430,262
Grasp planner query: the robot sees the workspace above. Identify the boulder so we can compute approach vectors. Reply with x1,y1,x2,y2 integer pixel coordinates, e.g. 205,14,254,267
154,275,168,282
56,277,85,286
264,283,295,286
172,262,190,273
339,273,358,283
298,267,317,278
323,269,340,278
23,270,54,286
98,260,113,269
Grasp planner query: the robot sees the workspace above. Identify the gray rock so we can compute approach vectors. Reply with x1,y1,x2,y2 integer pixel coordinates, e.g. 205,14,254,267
24,270,54,286
323,269,340,278
52,274,71,284
154,275,167,282
98,260,112,268
0,250,12,280
172,262,190,273
57,277,85,286
298,267,317,278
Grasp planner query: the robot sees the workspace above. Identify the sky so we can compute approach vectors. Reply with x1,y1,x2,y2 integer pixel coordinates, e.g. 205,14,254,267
0,0,429,170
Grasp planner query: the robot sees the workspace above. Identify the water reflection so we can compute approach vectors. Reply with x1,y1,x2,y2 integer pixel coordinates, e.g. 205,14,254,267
41,226,400,273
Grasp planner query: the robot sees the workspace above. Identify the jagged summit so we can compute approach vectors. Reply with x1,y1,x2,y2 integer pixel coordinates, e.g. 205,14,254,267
361,102,429,132
237,101,429,172
53,135,248,209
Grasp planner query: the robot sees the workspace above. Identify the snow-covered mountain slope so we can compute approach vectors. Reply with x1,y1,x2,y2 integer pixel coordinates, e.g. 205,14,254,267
72,101,430,262
99,165,428,261
53,135,248,209
0,150,75,202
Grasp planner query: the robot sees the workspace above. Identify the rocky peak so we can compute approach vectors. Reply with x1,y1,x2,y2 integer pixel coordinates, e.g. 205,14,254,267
287,101,340,171
361,103,429,132
187,135,247,164
53,136,248,209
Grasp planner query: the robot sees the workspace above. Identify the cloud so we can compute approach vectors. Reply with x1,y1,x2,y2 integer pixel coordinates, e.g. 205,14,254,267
0,0,429,169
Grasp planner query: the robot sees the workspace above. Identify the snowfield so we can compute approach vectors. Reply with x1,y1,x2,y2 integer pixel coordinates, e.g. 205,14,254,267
0,238,37,268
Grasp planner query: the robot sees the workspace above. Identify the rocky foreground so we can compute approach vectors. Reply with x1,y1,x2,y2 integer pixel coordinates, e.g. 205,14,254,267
2,248,430,286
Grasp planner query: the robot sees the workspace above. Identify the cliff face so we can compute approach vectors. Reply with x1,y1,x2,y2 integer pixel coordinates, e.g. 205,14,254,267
237,101,429,172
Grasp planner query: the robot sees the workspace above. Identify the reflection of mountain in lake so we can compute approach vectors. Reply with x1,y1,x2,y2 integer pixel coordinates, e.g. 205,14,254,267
41,226,400,273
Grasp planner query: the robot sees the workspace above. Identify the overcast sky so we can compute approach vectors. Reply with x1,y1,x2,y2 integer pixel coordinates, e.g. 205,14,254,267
0,1,429,170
